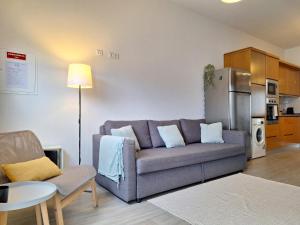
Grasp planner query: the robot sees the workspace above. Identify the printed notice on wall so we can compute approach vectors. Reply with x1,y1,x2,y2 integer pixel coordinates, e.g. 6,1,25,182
0,49,37,94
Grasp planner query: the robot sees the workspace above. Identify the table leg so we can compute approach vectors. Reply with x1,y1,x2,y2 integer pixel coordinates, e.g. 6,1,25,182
54,194,64,225
91,179,98,207
0,212,7,225
35,205,42,225
40,202,50,225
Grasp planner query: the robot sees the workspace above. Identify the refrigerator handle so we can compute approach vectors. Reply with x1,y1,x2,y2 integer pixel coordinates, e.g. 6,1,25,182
229,92,236,130
228,93,231,130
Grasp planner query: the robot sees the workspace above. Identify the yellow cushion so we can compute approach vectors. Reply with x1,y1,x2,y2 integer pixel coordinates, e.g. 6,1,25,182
1,157,62,182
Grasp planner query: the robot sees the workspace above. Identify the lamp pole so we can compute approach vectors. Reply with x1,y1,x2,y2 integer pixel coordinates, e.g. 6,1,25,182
67,64,92,165
79,85,82,165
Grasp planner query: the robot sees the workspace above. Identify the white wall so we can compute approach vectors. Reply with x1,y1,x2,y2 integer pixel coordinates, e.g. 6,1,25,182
284,46,300,65
0,0,283,166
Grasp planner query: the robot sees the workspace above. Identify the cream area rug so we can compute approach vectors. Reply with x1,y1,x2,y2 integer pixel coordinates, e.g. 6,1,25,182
148,173,300,225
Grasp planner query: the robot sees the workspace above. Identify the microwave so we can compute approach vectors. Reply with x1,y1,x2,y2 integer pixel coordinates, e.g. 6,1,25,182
266,79,279,98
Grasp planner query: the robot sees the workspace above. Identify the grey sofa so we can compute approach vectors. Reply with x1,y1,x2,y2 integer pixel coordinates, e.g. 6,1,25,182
93,119,247,202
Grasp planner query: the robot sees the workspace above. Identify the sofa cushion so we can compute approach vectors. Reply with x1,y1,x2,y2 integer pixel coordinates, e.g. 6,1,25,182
148,120,182,148
157,125,185,148
200,122,224,144
103,120,152,149
180,119,205,144
111,125,141,150
136,143,244,174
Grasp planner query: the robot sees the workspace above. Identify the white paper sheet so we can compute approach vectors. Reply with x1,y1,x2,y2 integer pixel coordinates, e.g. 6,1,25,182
5,61,28,89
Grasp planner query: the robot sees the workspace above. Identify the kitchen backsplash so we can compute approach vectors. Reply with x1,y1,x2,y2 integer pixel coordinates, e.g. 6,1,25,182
280,96,300,114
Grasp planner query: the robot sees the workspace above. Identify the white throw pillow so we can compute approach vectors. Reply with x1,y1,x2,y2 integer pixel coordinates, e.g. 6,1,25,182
111,125,141,150
200,122,224,144
157,125,186,148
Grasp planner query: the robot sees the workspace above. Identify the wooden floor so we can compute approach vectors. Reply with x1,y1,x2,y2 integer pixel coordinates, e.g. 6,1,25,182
8,146,300,225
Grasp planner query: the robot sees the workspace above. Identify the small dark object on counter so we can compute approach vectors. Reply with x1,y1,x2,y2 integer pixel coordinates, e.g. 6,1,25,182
286,107,294,114
0,186,9,203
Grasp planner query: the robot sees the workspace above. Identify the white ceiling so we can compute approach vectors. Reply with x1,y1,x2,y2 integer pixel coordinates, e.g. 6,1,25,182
169,0,300,49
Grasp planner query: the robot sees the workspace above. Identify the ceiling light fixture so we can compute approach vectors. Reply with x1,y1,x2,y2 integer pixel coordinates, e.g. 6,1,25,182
221,0,242,3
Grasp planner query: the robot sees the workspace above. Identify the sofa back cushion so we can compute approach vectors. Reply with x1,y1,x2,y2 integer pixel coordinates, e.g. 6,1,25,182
148,120,182,148
180,119,206,144
103,120,152,149
200,122,224,144
157,125,186,148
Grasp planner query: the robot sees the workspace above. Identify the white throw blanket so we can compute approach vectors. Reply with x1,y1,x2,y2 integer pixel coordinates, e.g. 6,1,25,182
98,135,125,184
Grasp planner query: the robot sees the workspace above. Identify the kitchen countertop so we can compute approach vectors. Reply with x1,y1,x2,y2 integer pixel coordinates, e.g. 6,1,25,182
279,114,300,117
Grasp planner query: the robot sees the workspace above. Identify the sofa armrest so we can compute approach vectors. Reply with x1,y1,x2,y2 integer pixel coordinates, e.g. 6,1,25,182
92,134,137,202
222,130,247,147
93,134,136,172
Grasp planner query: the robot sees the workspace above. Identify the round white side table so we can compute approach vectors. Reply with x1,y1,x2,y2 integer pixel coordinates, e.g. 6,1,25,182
0,181,57,225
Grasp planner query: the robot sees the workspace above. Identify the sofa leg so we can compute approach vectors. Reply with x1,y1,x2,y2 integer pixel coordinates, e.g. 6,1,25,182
91,179,98,207
54,194,64,225
136,198,142,203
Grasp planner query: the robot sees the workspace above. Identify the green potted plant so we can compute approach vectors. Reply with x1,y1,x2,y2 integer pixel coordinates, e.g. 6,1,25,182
204,64,215,90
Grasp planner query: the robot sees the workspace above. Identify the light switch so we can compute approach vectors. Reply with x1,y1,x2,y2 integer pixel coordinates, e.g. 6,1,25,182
108,51,120,60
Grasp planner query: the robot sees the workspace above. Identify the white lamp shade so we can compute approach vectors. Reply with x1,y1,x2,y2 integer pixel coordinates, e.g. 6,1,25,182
67,64,93,89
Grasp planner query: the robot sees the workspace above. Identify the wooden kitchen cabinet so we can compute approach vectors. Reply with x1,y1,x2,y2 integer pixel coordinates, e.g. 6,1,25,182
279,117,297,145
224,49,250,71
279,117,298,144
294,70,300,96
297,117,300,141
279,64,288,95
286,68,298,96
251,50,266,85
266,55,279,80
265,124,281,150
224,48,267,85
224,48,300,95
266,118,300,150
279,62,300,96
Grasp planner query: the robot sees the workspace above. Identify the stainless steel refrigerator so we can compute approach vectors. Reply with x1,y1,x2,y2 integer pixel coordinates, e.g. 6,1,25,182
205,68,252,156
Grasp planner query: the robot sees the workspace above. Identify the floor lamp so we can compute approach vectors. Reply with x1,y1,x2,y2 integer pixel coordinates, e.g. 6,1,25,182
67,64,93,165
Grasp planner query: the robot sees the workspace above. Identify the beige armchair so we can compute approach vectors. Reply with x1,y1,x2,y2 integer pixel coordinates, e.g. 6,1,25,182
0,130,98,225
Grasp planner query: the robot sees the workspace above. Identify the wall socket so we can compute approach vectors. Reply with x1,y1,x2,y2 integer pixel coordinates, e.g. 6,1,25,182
96,49,119,60
96,49,104,56
109,51,120,60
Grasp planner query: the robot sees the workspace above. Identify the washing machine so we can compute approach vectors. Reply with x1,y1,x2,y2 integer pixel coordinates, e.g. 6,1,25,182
251,118,266,159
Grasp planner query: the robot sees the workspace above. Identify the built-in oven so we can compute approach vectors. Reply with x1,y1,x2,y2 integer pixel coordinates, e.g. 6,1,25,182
266,98,279,124
266,79,279,98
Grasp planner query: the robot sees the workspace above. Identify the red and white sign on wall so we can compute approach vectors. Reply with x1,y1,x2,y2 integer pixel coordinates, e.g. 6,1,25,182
7,52,27,61
0,49,37,94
